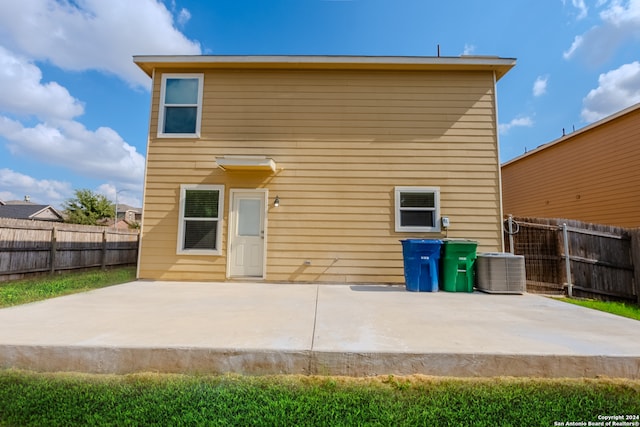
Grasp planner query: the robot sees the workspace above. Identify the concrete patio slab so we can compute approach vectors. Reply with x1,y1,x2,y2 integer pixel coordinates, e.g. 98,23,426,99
0,280,639,378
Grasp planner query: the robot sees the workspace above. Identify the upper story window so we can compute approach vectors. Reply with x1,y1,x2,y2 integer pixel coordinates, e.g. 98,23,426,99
158,74,203,138
395,186,441,232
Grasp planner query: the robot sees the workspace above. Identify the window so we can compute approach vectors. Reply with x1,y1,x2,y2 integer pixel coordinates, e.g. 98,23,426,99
177,184,224,255
395,187,440,232
158,74,203,137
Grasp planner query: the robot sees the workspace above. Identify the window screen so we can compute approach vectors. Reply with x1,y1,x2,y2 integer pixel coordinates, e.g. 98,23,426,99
183,221,217,250
178,185,223,254
395,187,440,232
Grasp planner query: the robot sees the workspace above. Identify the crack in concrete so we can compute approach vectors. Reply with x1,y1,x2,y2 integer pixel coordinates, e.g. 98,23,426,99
308,285,320,373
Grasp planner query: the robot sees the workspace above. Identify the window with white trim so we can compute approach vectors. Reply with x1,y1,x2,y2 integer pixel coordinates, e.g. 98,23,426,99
395,187,440,232
158,74,203,137
177,184,224,255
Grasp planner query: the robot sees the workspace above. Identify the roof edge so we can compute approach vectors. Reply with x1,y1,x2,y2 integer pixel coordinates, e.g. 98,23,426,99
133,54,516,80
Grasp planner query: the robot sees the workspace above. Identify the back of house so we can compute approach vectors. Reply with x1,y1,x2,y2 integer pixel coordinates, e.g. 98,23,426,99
134,55,515,283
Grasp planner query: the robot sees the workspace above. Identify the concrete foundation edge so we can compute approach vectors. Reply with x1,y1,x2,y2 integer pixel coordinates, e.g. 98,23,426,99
1,346,639,378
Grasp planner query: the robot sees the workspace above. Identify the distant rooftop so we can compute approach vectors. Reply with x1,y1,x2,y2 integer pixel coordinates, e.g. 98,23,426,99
0,203,64,221
116,204,142,214
4,200,38,205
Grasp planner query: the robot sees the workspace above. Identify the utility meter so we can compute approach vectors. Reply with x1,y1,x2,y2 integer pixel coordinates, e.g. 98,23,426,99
441,216,450,228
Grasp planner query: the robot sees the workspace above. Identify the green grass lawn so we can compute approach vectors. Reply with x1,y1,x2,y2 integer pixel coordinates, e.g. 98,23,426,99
0,371,638,426
0,267,136,308
555,297,640,321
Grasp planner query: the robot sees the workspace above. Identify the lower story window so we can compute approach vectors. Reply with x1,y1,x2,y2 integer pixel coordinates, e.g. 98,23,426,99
395,186,440,232
177,184,224,255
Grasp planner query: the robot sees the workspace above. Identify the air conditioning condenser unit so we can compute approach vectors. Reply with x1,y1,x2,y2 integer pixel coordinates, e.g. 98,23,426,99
476,253,526,294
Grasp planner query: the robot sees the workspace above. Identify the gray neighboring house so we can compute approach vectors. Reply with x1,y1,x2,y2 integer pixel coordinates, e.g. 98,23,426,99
0,200,64,222
101,204,142,229
116,204,142,224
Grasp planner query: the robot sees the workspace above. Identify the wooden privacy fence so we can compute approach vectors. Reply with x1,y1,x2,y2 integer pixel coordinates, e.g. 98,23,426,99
505,216,640,305
0,218,139,282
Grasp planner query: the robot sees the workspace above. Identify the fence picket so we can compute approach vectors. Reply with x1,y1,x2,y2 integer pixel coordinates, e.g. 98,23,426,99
0,218,139,281
49,226,57,274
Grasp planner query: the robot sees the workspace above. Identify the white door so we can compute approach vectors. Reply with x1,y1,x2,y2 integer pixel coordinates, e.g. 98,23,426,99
228,190,266,278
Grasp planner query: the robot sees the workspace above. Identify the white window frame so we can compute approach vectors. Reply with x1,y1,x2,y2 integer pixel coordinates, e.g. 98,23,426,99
177,184,224,255
158,73,204,138
395,186,441,232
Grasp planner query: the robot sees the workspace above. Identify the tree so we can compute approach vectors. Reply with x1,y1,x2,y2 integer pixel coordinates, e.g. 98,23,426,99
63,189,114,225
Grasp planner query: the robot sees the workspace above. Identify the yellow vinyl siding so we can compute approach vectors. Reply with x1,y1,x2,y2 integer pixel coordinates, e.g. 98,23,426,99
139,68,503,282
502,106,640,228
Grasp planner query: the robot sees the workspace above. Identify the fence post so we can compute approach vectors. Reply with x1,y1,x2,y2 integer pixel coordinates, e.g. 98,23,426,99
135,231,141,266
562,223,572,297
631,229,640,306
101,229,107,270
49,226,57,274
507,214,515,254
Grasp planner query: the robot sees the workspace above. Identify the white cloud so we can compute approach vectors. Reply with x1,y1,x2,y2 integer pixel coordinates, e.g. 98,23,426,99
0,48,145,191
499,116,534,134
0,117,145,186
97,183,142,209
567,0,589,19
178,8,192,26
533,76,549,97
563,35,583,60
462,44,475,55
0,46,84,120
0,0,193,206
600,0,640,24
0,0,201,88
575,0,589,19
0,168,72,207
563,0,640,64
581,61,640,121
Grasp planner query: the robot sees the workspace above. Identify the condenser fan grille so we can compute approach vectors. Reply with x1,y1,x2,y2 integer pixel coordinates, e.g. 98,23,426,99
476,253,526,294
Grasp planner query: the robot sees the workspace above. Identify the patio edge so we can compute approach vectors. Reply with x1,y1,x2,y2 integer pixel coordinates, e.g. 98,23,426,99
1,345,639,378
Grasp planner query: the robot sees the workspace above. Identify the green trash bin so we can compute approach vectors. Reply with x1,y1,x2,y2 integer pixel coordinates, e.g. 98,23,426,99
441,239,478,292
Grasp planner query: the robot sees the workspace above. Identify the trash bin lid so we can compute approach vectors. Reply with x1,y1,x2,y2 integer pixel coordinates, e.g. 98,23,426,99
442,238,477,244
400,239,443,243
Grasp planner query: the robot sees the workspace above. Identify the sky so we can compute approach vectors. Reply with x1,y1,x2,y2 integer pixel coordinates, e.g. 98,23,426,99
0,0,639,209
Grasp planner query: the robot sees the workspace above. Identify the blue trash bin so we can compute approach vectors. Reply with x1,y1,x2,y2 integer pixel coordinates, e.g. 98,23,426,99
400,239,443,292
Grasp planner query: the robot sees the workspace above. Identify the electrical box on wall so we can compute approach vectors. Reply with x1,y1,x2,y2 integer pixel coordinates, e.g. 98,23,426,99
441,216,450,228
